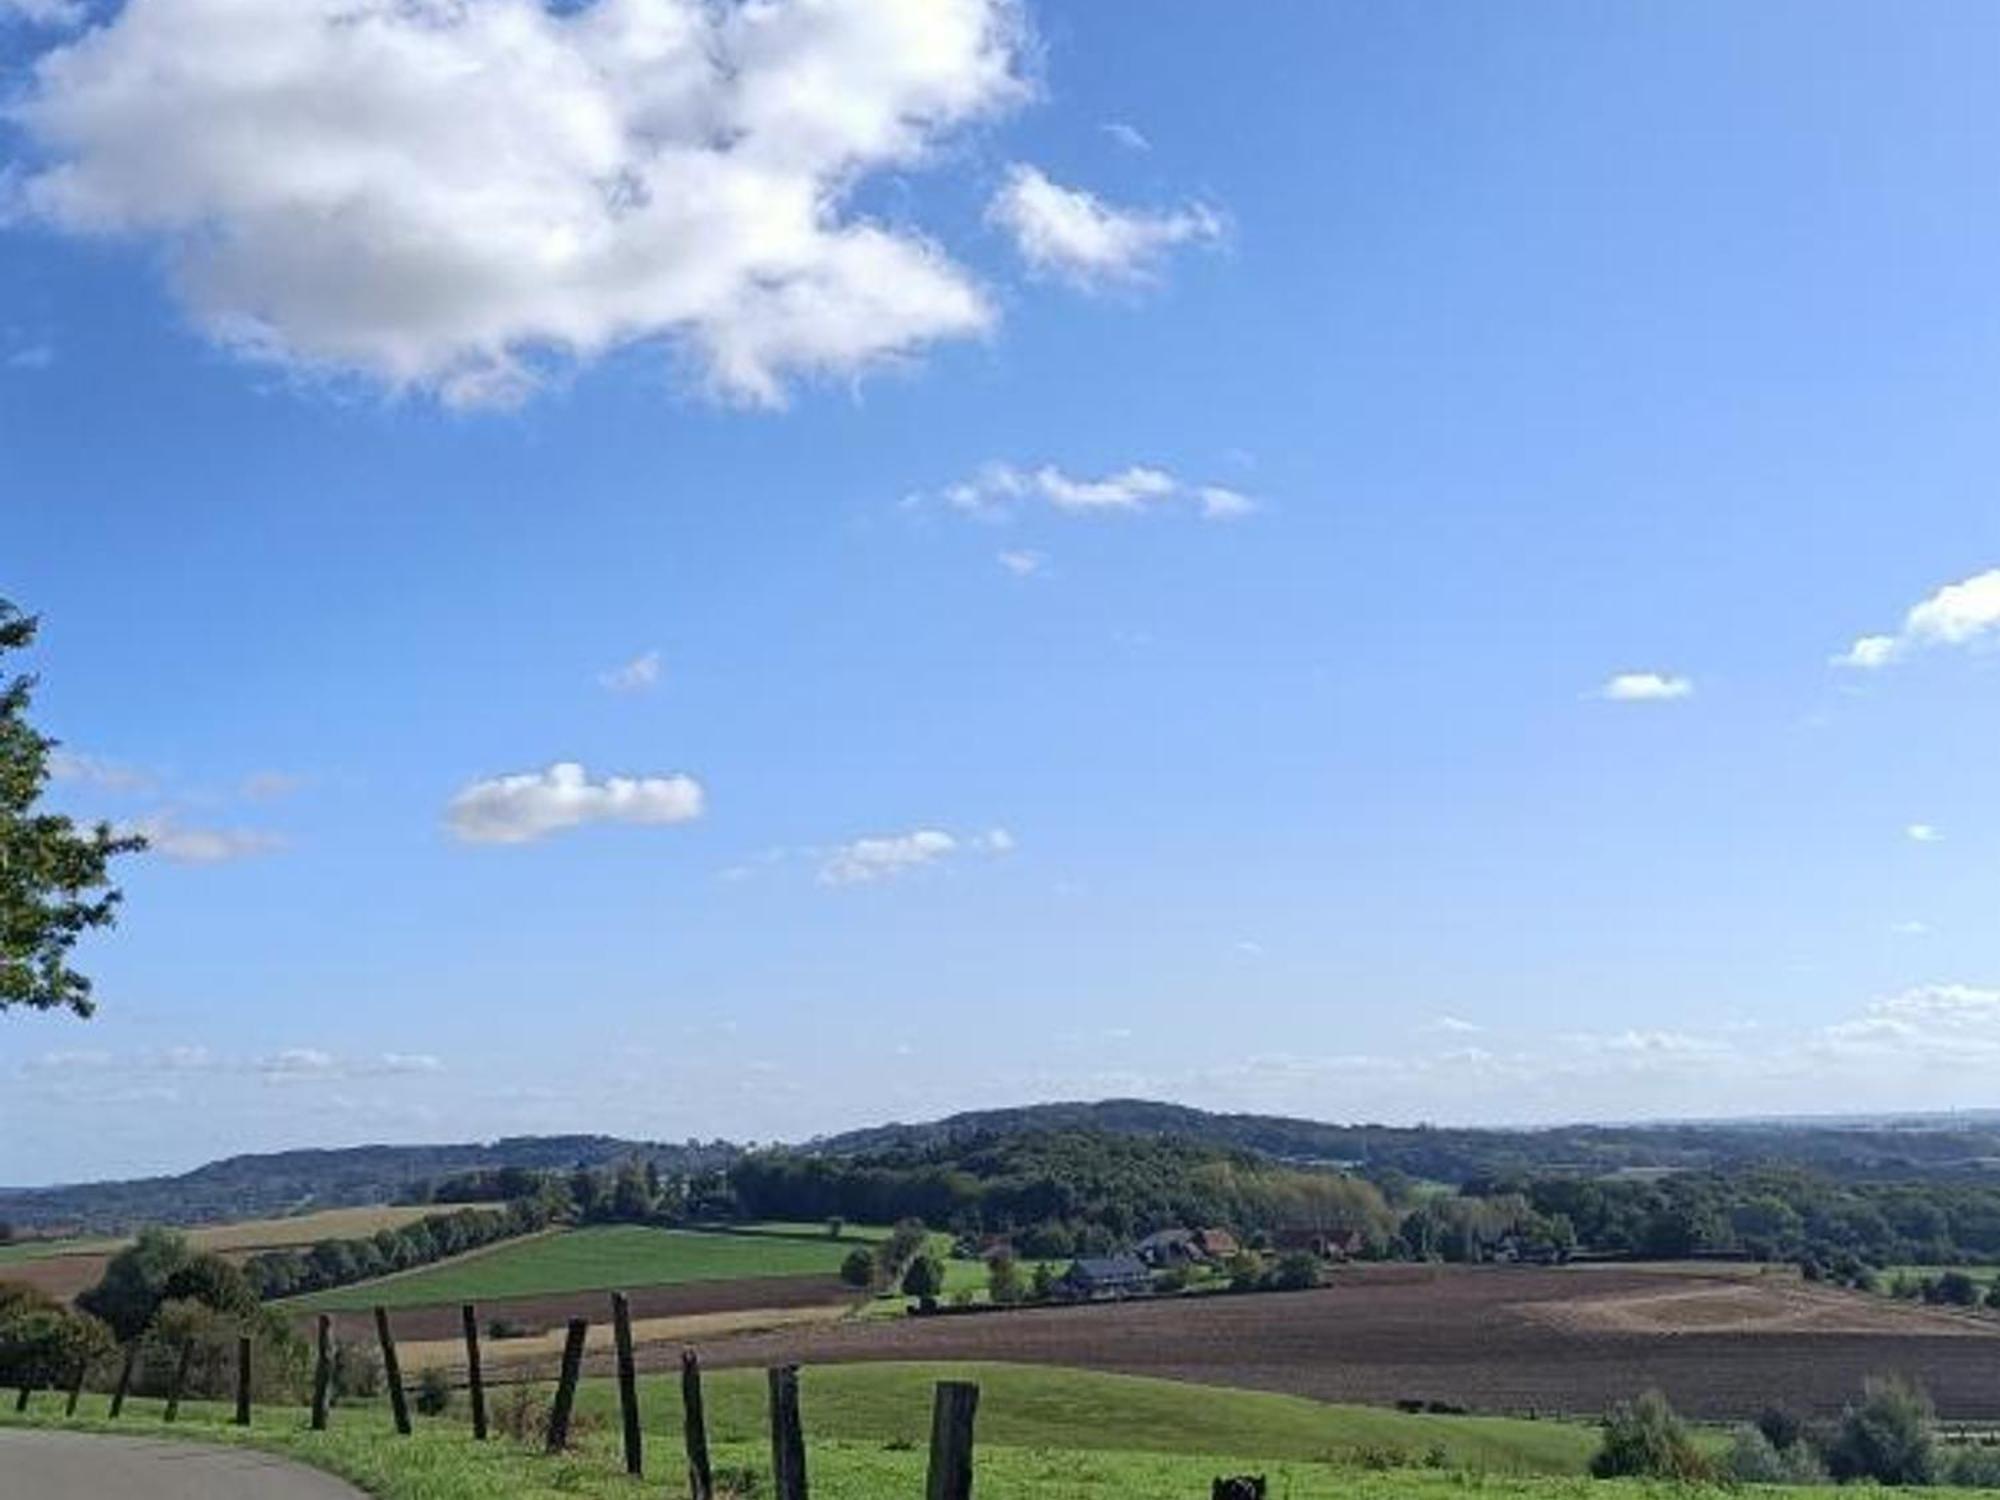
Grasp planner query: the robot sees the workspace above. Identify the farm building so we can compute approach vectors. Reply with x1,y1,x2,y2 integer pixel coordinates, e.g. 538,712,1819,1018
1135,1229,1202,1267
1194,1227,1240,1259
1056,1254,1152,1300
1272,1227,1365,1260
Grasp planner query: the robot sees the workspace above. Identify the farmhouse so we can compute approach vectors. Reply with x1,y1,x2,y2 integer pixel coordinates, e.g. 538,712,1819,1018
1194,1227,1240,1259
1135,1228,1202,1267
1272,1227,1365,1260
1056,1254,1153,1300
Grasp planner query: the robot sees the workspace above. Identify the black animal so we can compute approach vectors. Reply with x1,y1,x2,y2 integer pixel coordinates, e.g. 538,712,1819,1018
1211,1478,1267,1500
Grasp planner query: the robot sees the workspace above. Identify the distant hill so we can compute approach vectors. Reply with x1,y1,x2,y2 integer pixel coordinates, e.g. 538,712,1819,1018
808,1098,2000,1183
9,1096,2000,1236
0,1135,738,1234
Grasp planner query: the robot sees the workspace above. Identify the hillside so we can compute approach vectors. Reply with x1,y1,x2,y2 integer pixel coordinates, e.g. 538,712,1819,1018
0,1136,737,1234
811,1099,2000,1182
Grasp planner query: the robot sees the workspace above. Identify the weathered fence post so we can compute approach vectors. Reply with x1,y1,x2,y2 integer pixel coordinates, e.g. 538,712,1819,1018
925,1380,980,1500
610,1290,642,1475
12,1383,30,1413
374,1306,410,1436
234,1334,252,1426
460,1304,486,1441
768,1364,808,1500
310,1315,332,1431
65,1358,88,1417
163,1341,193,1423
108,1344,136,1419
545,1318,588,1453
682,1348,714,1500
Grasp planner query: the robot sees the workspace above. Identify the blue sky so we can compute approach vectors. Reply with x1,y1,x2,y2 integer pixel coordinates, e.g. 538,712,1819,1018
6,0,2000,1184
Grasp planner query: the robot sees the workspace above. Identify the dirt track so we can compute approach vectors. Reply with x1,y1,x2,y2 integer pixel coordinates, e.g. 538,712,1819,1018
636,1265,2000,1422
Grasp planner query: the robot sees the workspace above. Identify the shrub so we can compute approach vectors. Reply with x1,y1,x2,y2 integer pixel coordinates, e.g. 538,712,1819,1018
0,1288,114,1391
1591,1390,1714,1481
493,1383,550,1443
1029,1262,1056,1302
1755,1404,1804,1455
1826,1375,1938,1486
900,1252,944,1306
328,1338,381,1400
1988,1283,2000,1311
987,1250,1026,1306
1927,1272,1980,1308
839,1248,876,1290
1947,1445,2000,1488
486,1318,532,1340
1267,1253,1320,1292
713,1463,761,1497
1726,1425,1825,1484
135,1299,307,1402
414,1366,453,1417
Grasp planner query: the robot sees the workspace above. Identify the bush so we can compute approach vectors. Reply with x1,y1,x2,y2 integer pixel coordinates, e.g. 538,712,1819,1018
1947,1445,2000,1488
0,1286,114,1391
1927,1272,1980,1308
987,1250,1026,1306
486,1318,531,1340
493,1383,550,1443
1826,1375,1938,1486
1989,1283,2000,1311
413,1365,453,1416
1267,1252,1321,1292
839,1248,876,1290
1726,1425,1825,1484
900,1252,944,1306
135,1299,307,1402
1591,1390,1714,1481
1029,1262,1056,1302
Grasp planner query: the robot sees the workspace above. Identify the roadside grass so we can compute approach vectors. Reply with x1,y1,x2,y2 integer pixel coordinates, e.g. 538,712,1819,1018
568,1361,1600,1474
294,1225,875,1312
8,1393,1995,1500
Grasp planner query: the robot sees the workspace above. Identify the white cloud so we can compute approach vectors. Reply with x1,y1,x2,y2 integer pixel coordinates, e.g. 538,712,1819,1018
11,0,1026,406
818,824,1013,885
259,1047,338,1079
48,748,154,791
1907,823,1943,843
996,548,1045,578
1101,121,1149,152
377,1052,444,1074
0,0,83,27
1890,920,1933,937
1837,568,2000,669
447,760,704,844
1196,485,1256,520
598,649,662,694
1598,672,1694,702
125,812,284,864
1423,1016,1483,1035
987,163,1222,286
929,461,1255,522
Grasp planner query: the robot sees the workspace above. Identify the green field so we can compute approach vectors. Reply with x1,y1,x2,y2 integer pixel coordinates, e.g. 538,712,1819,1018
294,1225,872,1311
6,1377,1992,1500
0,1237,121,1265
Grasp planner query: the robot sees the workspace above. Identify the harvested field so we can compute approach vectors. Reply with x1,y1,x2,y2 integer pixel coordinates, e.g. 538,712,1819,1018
0,1252,110,1303
323,1270,855,1345
637,1264,2000,1423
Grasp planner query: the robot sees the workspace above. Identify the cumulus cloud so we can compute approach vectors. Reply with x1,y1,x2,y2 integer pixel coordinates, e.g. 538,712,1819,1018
124,812,284,864
1837,568,2000,669
987,163,1222,285
818,824,1013,885
598,649,662,694
446,760,704,844
9,0,1027,406
1598,672,1694,702
929,461,1254,522
1907,823,1943,844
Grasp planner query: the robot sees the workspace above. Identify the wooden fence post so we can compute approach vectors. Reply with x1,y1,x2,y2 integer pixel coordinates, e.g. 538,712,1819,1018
767,1364,808,1500
545,1318,588,1453
163,1341,193,1423
65,1358,88,1417
925,1380,980,1500
610,1290,642,1475
12,1384,29,1413
108,1344,136,1419
682,1348,714,1500
234,1334,252,1426
310,1315,332,1431
460,1304,486,1441
374,1307,410,1436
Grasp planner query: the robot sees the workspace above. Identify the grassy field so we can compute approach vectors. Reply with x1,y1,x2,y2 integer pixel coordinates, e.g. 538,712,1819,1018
294,1225,869,1311
0,1237,123,1265
0,1205,495,1268
7,1381,1997,1500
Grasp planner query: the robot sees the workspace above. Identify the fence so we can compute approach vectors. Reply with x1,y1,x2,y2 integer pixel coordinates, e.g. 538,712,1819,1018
12,1292,985,1500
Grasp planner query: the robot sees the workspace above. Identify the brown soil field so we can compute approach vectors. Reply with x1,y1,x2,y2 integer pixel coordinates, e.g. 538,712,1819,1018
634,1265,2000,1422
0,1253,110,1303
322,1272,855,1345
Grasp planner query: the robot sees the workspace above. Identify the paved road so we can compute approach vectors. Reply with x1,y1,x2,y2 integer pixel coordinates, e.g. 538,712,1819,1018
0,1430,365,1499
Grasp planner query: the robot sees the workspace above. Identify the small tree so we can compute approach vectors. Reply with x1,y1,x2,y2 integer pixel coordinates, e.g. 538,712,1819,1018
901,1252,944,1310
826,1217,845,1239
0,601,147,1016
414,1366,454,1417
1826,1376,1937,1486
1029,1262,1056,1302
1268,1253,1320,1292
988,1249,1026,1306
839,1247,876,1289
1591,1390,1713,1481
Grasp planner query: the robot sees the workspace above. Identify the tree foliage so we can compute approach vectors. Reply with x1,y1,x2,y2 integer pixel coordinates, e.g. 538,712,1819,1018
1,600,145,1016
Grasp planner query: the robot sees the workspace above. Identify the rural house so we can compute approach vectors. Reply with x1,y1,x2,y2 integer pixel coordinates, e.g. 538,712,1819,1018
1194,1227,1240,1259
1055,1254,1153,1300
1135,1228,1202,1267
